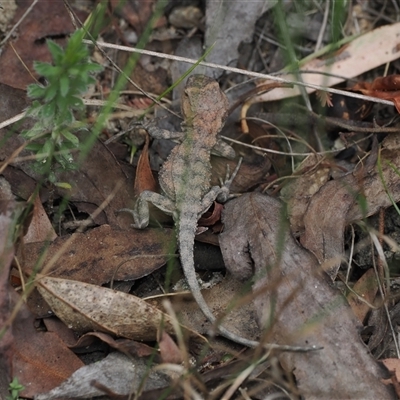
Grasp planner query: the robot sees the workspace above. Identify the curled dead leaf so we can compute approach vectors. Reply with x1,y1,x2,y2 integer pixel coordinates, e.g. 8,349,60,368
352,75,400,113
134,133,158,195
346,268,379,324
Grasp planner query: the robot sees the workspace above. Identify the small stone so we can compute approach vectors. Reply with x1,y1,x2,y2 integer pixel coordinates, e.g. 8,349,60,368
168,6,203,29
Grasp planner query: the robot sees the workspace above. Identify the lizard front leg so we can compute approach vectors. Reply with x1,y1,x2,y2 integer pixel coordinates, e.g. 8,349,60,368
144,121,236,161
119,191,176,229
142,120,185,141
212,138,236,160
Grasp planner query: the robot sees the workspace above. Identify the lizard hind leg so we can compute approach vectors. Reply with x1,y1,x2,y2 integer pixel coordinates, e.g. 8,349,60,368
118,190,176,229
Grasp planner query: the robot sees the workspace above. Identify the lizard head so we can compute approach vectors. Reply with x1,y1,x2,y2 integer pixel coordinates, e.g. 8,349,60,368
181,75,229,133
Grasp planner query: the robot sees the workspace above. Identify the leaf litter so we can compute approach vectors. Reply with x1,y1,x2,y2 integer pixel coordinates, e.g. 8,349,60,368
3,1,400,399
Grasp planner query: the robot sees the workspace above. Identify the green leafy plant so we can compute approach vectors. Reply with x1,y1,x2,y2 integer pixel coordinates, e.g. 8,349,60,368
6,377,24,400
22,28,102,182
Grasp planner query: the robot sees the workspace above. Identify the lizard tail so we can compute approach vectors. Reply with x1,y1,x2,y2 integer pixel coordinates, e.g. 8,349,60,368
178,225,259,348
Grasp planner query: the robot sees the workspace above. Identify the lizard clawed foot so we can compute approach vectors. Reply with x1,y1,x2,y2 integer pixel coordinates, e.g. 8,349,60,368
127,120,150,133
217,157,243,202
129,116,167,130
118,191,176,229
116,192,153,229
116,207,148,229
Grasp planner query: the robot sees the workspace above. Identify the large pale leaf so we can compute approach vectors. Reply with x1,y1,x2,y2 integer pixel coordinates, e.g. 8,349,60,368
37,276,205,342
254,22,400,103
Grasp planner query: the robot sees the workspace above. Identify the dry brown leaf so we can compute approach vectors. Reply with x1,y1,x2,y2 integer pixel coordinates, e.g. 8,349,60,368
198,201,223,227
381,359,400,398
347,133,400,221
382,358,400,381
23,225,173,284
285,133,400,236
134,133,158,195
2,139,135,228
347,268,378,324
220,192,393,399
0,0,87,89
2,135,135,228
23,194,57,243
42,317,79,347
37,276,206,343
281,155,331,236
69,332,156,358
246,120,273,149
57,140,135,226
24,225,173,316
300,169,361,280
11,293,84,398
0,82,29,123
159,332,183,364
285,134,400,281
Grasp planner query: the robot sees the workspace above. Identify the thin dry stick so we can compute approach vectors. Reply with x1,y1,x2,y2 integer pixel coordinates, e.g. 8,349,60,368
0,141,28,174
221,352,270,400
109,254,177,289
0,112,25,130
315,0,330,51
345,224,355,284
378,208,386,295
370,232,400,358
0,0,39,46
220,136,359,158
161,300,199,371
0,99,142,131
83,40,395,107
9,42,39,83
